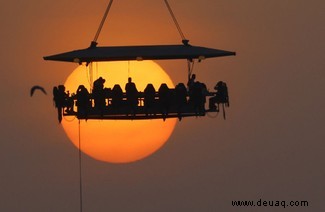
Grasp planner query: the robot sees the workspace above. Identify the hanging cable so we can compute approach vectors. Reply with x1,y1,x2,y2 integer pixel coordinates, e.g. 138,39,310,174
92,0,114,46
187,59,195,81
96,62,99,80
78,120,83,212
89,63,93,89
163,0,188,44
128,61,131,78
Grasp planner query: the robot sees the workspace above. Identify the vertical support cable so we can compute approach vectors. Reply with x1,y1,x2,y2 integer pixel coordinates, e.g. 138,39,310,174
128,61,130,78
89,63,93,90
187,59,195,81
78,120,83,212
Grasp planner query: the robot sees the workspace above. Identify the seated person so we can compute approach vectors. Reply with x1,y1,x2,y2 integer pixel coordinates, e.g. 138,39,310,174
158,83,171,117
144,83,156,115
111,84,123,108
209,81,229,111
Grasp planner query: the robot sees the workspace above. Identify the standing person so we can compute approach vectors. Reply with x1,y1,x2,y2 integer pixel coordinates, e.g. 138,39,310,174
53,85,68,123
92,77,106,112
187,74,196,91
187,74,197,105
125,77,138,115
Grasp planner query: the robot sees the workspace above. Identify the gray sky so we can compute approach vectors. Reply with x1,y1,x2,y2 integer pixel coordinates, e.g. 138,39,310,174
1,0,324,211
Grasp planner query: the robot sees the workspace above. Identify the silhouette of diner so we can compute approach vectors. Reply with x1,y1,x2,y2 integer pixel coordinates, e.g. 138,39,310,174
143,83,156,116
52,76,230,122
125,77,138,116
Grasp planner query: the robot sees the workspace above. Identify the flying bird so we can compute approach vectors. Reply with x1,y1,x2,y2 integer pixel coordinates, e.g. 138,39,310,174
30,85,47,97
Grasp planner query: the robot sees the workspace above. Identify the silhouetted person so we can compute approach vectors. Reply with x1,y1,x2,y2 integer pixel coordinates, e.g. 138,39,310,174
191,81,205,115
187,73,196,97
53,86,59,109
92,77,106,113
209,81,229,119
158,83,171,120
187,74,196,90
125,77,138,115
144,83,156,116
187,74,197,105
175,83,188,119
76,85,90,117
53,85,68,123
200,82,208,113
111,84,123,109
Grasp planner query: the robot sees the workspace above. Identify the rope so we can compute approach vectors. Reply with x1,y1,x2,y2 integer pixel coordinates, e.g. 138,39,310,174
96,62,99,80
187,60,195,80
78,120,83,212
163,0,187,42
89,63,93,90
85,65,91,89
93,0,114,43
128,61,130,78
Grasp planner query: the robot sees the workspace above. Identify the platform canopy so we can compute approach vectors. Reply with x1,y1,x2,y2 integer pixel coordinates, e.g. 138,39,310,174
43,44,236,63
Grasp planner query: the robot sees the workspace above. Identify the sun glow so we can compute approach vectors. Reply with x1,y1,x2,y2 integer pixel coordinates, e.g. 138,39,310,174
61,61,177,163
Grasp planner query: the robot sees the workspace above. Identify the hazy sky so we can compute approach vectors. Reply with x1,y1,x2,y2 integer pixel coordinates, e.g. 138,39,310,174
1,0,324,211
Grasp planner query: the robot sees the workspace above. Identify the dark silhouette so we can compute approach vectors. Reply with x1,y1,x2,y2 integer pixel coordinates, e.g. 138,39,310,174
30,85,47,96
111,84,123,108
191,81,206,115
158,83,171,120
144,83,156,116
92,77,106,112
209,81,229,119
187,74,197,105
76,85,90,117
53,79,229,122
53,85,68,123
187,74,196,92
200,82,208,113
125,77,138,115
174,83,188,119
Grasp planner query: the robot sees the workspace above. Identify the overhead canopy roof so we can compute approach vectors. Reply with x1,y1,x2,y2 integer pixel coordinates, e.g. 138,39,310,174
43,44,236,63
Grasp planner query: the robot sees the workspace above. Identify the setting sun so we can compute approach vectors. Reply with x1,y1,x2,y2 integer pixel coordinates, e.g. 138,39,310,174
61,61,177,163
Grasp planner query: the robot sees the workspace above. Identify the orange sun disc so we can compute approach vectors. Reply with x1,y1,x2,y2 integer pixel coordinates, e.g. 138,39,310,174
61,61,177,163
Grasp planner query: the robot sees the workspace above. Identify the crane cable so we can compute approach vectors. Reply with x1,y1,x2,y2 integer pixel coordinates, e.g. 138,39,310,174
163,1,194,80
92,0,187,45
93,0,114,45
163,0,187,42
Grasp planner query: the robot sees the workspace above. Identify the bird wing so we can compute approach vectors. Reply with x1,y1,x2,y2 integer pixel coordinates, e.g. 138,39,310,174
31,85,47,96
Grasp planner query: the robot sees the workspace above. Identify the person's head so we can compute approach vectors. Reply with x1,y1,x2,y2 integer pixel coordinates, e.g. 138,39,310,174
128,77,132,83
99,77,106,83
192,74,196,80
58,85,65,91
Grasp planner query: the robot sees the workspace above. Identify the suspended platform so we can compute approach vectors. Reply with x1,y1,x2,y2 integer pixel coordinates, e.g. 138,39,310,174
44,43,236,63
65,106,218,121
58,90,229,122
